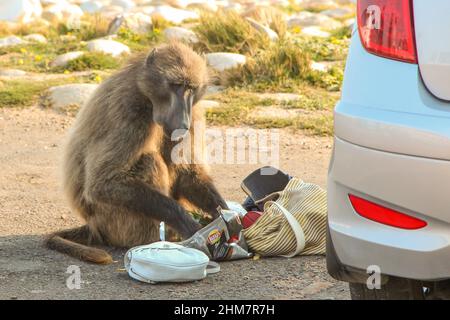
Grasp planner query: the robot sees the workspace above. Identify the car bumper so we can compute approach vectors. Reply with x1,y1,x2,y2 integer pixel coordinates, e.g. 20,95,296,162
328,136,450,281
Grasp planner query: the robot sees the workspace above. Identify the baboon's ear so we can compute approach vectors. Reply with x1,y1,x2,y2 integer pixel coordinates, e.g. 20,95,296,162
146,48,158,66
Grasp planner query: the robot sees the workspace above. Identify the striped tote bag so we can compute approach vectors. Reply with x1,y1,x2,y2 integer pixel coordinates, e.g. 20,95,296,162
243,178,327,257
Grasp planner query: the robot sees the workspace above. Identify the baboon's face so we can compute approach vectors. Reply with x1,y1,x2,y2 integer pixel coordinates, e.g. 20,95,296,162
140,44,208,141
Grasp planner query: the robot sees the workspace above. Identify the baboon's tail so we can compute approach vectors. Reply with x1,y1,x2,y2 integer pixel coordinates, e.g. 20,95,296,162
45,225,113,264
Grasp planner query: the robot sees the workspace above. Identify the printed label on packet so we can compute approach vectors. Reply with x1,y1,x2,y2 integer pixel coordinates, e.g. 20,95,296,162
207,229,222,245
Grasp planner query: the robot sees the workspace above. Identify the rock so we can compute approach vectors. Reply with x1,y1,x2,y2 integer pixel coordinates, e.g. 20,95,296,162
206,53,247,72
152,5,199,24
336,0,355,4
0,0,42,23
311,60,339,72
302,0,339,10
300,26,330,38
310,61,328,72
187,2,218,12
50,51,84,68
124,12,152,34
205,85,225,96
344,18,355,28
111,0,135,11
42,3,84,23
0,69,27,77
223,3,243,13
320,7,354,19
41,5,63,23
163,27,198,43
0,36,25,48
60,4,84,20
59,34,77,42
252,107,304,119
23,34,47,43
134,6,156,15
197,100,220,109
45,84,98,111
288,11,342,30
40,0,65,6
80,1,104,14
99,5,125,18
86,39,130,57
246,18,278,42
257,93,301,102
107,14,125,35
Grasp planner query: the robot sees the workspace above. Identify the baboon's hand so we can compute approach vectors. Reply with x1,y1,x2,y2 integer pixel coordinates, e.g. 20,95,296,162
180,219,202,239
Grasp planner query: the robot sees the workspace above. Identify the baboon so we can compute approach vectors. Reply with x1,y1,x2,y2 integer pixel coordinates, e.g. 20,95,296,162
46,42,228,264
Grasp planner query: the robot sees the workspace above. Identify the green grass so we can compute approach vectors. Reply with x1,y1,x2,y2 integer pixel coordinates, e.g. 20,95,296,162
0,81,47,107
0,77,96,108
204,86,337,136
225,38,311,87
0,40,84,72
59,52,121,72
0,7,352,135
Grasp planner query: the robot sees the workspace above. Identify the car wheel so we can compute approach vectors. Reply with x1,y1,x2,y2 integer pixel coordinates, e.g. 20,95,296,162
349,276,425,300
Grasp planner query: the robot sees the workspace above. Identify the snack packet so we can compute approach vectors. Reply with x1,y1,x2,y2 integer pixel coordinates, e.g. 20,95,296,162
179,208,252,261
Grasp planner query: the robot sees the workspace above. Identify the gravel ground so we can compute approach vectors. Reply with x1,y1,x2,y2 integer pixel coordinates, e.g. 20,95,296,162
0,106,350,300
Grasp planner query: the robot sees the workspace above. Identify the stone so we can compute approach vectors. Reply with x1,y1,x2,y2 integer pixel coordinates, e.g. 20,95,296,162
252,107,304,119
80,1,104,14
197,100,220,109
246,18,278,42
320,7,354,19
86,39,130,57
23,34,47,43
111,0,135,11
59,34,77,42
0,36,25,48
42,3,83,23
187,2,218,12
124,12,152,34
163,26,199,43
300,26,330,38
205,52,247,72
257,93,302,102
0,0,42,23
0,69,27,77
310,61,328,72
302,0,339,10
287,11,342,30
205,85,225,96
152,5,199,24
50,51,85,68
45,84,98,111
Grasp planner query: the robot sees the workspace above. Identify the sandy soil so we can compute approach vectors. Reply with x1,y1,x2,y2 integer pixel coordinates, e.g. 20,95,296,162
0,106,349,300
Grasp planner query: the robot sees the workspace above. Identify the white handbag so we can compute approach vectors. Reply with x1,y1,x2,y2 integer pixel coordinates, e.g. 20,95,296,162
124,241,220,284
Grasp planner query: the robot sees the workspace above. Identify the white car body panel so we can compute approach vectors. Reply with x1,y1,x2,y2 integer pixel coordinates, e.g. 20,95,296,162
414,1,450,101
328,4,450,280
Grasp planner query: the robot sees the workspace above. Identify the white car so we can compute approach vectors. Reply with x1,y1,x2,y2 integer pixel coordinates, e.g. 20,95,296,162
327,0,450,299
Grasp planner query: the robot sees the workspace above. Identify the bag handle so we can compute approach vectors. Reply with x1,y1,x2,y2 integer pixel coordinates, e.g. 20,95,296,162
267,201,306,258
206,261,220,274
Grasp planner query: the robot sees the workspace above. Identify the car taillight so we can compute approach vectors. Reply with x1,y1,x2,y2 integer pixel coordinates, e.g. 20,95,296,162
357,0,417,63
349,194,427,230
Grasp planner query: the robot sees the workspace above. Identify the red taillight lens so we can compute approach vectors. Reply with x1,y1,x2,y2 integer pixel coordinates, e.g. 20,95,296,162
357,0,417,63
349,194,427,230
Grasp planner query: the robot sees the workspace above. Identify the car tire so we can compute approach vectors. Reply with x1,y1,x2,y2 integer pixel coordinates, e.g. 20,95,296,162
349,276,425,300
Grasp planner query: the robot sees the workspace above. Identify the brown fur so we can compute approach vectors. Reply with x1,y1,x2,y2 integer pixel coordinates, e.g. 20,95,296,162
46,42,227,264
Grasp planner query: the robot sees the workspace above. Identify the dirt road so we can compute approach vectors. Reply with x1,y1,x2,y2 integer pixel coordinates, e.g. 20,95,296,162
0,106,349,300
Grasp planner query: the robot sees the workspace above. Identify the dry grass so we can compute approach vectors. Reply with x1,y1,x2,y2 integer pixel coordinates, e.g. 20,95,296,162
194,10,269,55
225,38,311,87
